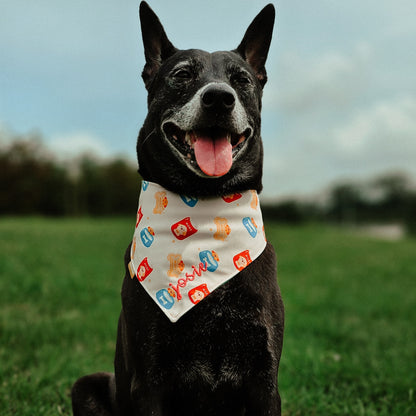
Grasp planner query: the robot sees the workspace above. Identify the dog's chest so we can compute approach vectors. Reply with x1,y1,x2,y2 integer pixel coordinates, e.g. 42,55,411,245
133,278,275,390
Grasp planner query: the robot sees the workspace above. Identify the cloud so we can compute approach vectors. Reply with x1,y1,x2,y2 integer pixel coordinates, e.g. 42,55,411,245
262,94,416,198
331,95,416,168
261,34,416,198
48,132,113,160
266,43,373,113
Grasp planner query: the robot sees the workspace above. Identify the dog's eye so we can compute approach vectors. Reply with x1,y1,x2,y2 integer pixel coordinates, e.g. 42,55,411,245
172,68,193,80
231,73,251,85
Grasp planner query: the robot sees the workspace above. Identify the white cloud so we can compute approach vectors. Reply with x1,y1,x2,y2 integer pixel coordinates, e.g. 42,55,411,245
48,132,112,160
262,94,416,198
261,34,416,198
266,43,373,113
332,95,416,167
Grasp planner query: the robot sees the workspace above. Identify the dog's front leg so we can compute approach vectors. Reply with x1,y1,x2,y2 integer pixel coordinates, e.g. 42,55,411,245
244,385,281,416
114,300,165,416
115,379,164,416
114,364,165,416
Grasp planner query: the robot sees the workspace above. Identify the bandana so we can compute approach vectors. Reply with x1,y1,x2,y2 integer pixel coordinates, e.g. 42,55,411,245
129,181,267,322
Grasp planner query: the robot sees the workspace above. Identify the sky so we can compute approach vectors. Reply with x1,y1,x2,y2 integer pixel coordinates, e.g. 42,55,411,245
1,0,416,199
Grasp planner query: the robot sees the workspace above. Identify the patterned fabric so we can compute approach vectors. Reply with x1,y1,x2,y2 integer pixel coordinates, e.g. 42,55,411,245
129,181,267,322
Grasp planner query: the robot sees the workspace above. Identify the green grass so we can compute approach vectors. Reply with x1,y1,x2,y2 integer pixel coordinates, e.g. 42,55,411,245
0,218,415,415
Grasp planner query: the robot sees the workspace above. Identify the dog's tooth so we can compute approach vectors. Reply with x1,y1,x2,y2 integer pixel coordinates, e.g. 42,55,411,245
185,132,191,146
187,131,197,146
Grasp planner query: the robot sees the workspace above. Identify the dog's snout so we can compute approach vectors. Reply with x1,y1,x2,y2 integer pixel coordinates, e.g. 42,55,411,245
201,86,236,112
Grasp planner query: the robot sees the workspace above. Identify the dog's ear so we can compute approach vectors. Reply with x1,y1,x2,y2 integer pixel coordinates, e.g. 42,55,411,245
236,4,275,88
139,1,177,89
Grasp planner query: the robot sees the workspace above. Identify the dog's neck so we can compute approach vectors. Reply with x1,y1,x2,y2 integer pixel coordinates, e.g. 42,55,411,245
128,181,267,322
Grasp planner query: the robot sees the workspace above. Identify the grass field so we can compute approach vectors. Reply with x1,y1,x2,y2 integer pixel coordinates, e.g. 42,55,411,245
0,217,415,415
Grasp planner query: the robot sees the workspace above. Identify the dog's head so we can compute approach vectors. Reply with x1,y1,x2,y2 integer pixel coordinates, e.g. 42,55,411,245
137,2,275,197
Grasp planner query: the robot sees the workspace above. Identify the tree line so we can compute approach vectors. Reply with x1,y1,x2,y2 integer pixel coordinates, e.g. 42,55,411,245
262,173,416,234
0,133,139,216
1,131,415,231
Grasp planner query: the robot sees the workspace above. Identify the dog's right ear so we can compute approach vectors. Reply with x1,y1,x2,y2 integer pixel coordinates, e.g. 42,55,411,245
139,1,177,89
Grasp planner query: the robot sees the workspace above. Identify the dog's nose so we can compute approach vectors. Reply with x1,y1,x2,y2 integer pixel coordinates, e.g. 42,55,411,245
201,85,236,112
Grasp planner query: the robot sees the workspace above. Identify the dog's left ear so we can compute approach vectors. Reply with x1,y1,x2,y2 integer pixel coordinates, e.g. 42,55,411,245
236,4,275,88
139,1,177,89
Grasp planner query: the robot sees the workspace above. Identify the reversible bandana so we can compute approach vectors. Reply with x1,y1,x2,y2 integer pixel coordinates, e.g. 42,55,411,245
129,181,267,322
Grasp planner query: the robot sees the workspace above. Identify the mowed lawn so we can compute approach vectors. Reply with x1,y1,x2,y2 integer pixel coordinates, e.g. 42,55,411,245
0,217,415,415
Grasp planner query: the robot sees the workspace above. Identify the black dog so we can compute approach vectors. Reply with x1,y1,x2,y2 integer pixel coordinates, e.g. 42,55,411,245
72,2,284,415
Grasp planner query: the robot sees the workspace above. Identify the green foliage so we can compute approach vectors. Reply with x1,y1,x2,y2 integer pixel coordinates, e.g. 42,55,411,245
262,173,416,230
0,138,69,216
0,135,140,216
0,219,415,415
325,173,416,226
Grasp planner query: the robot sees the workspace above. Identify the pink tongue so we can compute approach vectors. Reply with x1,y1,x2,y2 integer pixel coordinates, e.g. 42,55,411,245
193,134,232,177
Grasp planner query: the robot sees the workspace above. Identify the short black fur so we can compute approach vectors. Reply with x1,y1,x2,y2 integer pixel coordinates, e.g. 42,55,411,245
136,46,266,197
72,2,284,415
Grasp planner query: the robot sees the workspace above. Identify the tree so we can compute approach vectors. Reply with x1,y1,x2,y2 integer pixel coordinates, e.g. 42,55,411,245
326,183,363,224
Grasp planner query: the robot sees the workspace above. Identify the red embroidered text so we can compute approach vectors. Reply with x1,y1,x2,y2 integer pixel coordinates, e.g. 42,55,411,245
168,262,208,300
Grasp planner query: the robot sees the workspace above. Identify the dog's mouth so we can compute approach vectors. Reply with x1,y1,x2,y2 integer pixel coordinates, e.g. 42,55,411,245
162,122,252,177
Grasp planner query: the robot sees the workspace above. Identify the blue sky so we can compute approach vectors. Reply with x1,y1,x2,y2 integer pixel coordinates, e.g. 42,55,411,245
1,0,416,198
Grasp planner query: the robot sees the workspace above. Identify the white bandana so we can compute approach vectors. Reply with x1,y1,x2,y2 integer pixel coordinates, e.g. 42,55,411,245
129,181,267,322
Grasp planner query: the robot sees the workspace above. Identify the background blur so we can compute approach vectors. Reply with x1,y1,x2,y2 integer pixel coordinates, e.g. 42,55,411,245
1,0,416,225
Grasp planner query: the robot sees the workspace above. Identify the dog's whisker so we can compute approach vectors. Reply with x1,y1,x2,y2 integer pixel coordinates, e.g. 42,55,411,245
139,128,157,150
